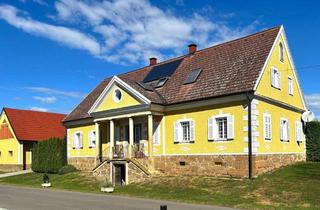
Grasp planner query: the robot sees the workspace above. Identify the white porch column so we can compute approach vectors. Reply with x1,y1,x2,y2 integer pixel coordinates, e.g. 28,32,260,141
148,115,153,157
129,117,134,158
95,122,100,165
109,120,114,159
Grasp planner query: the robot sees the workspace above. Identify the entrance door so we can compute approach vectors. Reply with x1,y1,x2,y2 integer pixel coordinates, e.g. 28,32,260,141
114,164,126,186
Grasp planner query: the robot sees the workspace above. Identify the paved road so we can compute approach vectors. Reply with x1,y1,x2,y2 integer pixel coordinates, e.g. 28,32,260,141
0,185,238,210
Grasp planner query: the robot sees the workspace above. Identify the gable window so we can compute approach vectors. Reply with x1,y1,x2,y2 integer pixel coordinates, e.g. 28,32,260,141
8,150,13,157
288,77,293,95
280,118,290,142
113,89,122,103
73,132,83,149
279,42,284,62
295,121,303,142
153,122,160,145
174,119,195,143
208,115,234,141
88,130,96,148
271,67,281,89
263,113,272,140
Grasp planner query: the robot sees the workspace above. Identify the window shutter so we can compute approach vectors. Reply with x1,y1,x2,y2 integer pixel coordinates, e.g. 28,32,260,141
278,71,281,89
280,120,284,140
296,121,300,142
263,114,267,139
79,133,83,148
153,122,160,145
73,133,77,148
88,132,92,147
227,115,234,139
271,69,275,87
190,120,195,141
269,115,272,139
287,121,290,141
174,121,179,142
208,117,214,140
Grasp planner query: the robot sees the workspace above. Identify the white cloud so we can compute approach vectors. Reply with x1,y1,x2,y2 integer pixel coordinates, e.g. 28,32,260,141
33,96,57,104
30,106,48,112
305,94,320,113
0,1,258,64
26,87,85,98
0,4,101,56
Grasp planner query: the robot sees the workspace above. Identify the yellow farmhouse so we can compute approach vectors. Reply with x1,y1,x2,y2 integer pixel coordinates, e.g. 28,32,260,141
0,108,66,172
63,26,307,185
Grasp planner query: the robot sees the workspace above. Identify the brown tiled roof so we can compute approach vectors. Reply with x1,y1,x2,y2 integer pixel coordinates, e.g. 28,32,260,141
64,26,280,122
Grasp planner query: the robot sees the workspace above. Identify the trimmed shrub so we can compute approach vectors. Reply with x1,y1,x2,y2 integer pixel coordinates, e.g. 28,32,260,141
32,137,67,173
306,121,320,161
58,165,77,175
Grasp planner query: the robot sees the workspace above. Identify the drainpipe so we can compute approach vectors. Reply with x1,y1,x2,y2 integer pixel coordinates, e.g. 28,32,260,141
246,91,254,179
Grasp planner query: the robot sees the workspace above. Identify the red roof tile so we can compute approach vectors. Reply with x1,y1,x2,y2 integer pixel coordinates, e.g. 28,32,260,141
64,26,281,122
3,108,66,141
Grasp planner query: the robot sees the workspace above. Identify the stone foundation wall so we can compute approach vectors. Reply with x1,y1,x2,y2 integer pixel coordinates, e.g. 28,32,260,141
253,153,306,176
128,161,150,183
68,157,95,171
154,153,306,178
0,164,23,172
92,161,110,181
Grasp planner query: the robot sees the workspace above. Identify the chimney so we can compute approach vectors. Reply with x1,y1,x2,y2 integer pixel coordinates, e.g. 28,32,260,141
188,43,197,54
149,57,157,66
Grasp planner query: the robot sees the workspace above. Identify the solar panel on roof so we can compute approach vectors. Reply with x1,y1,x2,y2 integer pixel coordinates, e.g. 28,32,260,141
184,68,202,84
143,58,183,82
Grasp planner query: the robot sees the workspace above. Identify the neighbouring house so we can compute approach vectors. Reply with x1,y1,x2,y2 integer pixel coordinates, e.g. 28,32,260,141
0,108,66,172
63,26,307,185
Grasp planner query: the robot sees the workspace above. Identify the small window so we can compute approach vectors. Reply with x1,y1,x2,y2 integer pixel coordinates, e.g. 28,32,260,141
264,113,272,140
89,130,96,148
174,119,194,143
280,119,289,142
8,151,13,157
279,42,284,62
184,68,202,84
271,67,281,89
155,78,168,88
208,115,234,141
288,77,293,95
113,89,122,102
73,132,83,149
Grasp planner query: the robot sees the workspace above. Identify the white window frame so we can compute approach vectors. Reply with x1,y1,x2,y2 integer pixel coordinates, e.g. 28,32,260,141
73,131,83,149
288,77,293,95
280,118,290,142
174,119,195,143
263,113,272,141
295,121,303,142
279,42,284,63
88,130,96,148
153,122,160,145
271,67,281,89
208,114,234,141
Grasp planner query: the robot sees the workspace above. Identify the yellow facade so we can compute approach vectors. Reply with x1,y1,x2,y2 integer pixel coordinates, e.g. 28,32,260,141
67,29,306,159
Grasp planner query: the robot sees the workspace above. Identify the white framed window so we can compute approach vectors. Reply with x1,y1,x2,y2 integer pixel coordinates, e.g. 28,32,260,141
288,77,293,95
280,118,290,142
73,132,83,149
88,130,96,148
153,122,160,145
279,42,284,63
295,121,303,142
263,113,272,140
113,88,122,103
174,119,195,143
208,114,234,141
271,67,281,89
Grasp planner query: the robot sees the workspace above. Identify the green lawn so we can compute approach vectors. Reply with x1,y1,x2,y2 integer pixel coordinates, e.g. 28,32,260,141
0,162,320,209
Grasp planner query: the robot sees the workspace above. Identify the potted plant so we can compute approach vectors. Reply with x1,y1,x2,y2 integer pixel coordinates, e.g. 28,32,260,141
41,174,51,188
100,180,114,193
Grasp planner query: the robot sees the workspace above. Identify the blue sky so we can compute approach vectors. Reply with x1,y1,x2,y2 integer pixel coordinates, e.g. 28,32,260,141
0,0,319,118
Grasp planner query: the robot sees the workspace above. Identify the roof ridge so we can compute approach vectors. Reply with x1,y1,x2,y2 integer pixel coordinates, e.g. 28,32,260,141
3,107,66,116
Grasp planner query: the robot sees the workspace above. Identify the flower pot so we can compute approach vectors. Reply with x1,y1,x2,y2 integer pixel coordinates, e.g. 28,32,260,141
101,187,114,193
41,183,51,188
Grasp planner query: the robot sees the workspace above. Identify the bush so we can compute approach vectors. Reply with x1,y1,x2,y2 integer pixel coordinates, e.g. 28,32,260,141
32,137,67,173
58,165,77,175
306,121,320,161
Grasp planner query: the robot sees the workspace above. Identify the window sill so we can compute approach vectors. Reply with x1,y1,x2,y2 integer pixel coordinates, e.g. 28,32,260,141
280,140,290,143
289,93,293,96
72,147,83,150
271,85,281,90
264,138,272,141
89,146,96,149
174,141,194,144
208,139,232,142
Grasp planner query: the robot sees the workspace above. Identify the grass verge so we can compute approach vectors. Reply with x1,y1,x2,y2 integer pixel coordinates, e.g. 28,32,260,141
0,162,319,209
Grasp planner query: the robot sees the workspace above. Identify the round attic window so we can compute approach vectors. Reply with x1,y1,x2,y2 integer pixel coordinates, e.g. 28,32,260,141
113,89,122,103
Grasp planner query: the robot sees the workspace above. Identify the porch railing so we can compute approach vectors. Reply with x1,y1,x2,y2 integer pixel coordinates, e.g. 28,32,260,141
113,144,129,159
132,143,146,159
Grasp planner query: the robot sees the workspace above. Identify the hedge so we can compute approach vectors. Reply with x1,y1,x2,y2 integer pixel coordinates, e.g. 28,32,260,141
32,137,67,173
306,121,320,161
